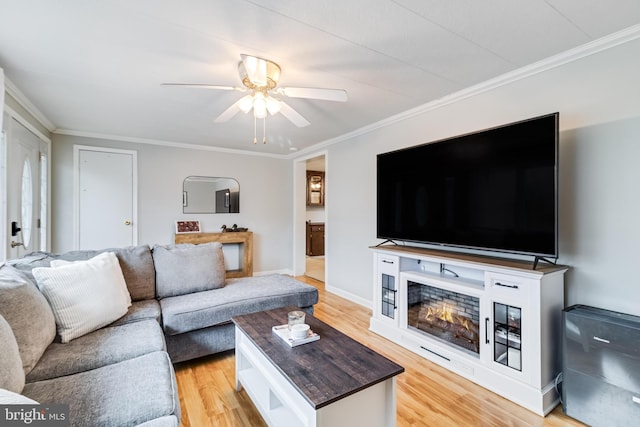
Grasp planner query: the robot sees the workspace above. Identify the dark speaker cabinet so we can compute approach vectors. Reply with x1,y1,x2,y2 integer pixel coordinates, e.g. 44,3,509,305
563,305,640,426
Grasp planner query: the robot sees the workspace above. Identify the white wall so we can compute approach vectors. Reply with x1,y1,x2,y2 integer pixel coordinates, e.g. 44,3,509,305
51,134,293,274
316,33,640,316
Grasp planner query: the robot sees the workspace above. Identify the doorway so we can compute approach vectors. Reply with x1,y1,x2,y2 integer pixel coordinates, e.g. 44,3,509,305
304,155,325,282
3,115,49,260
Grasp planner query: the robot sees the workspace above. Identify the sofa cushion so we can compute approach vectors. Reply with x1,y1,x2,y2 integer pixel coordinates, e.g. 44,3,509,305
9,245,156,302
0,264,56,374
109,299,162,327
0,314,24,393
153,243,226,298
26,319,166,383
23,351,180,427
32,252,131,343
165,322,236,363
160,274,319,335
0,388,38,404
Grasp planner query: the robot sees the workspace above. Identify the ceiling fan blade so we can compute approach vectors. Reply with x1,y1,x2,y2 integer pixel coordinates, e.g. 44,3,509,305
240,54,268,86
214,95,253,123
278,87,347,102
279,101,310,127
161,83,246,92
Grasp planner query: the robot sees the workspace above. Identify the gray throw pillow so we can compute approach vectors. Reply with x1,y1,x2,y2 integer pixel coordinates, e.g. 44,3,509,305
0,265,56,374
107,245,156,301
0,314,25,393
153,243,226,298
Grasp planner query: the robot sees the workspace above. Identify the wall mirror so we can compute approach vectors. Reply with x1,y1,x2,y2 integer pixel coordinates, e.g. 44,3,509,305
183,176,240,214
306,171,325,206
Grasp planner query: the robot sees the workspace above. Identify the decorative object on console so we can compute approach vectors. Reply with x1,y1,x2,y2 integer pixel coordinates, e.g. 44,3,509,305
175,220,201,234
221,224,248,232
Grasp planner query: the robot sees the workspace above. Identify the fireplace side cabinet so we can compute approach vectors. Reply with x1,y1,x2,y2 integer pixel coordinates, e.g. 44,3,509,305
370,245,567,416
373,253,400,326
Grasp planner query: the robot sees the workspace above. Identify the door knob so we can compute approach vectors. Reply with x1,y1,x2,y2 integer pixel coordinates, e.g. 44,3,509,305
10,241,24,248
124,220,132,226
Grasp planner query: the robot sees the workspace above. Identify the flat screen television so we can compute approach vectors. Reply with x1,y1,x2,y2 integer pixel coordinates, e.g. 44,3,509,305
376,112,559,260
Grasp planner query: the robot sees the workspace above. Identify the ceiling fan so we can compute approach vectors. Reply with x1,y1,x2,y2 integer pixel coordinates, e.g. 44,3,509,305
163,54,348,143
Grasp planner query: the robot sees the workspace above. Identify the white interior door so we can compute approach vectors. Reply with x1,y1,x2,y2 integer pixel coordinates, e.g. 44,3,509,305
74,146,137,250
5,117,47,258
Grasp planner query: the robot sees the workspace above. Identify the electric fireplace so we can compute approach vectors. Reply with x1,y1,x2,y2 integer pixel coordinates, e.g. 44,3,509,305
406,280,480,355
370,247,568,415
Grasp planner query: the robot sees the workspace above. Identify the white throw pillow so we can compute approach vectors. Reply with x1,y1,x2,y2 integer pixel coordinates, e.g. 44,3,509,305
0,388,38,404
50,257,132,306
32,252,131,343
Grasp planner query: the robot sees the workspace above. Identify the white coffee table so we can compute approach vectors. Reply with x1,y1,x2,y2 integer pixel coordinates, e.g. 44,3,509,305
232,306,404,427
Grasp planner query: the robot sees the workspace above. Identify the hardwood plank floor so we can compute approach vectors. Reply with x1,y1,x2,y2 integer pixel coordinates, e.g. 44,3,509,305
174,276,585,427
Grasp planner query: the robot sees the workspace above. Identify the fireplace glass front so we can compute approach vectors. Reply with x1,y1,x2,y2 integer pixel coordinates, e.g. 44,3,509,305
407,280,480,355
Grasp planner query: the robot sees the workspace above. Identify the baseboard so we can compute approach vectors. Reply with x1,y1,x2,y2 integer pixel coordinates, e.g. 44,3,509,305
324,285,372,309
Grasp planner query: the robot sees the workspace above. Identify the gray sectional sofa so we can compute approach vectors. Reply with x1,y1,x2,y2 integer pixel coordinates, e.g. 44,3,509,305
0,242,318,426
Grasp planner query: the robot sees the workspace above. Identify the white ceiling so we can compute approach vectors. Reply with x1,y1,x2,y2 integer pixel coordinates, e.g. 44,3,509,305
1,1,639,155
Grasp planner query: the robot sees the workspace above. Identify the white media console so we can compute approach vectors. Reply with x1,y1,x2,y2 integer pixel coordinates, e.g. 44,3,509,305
370,245,568,416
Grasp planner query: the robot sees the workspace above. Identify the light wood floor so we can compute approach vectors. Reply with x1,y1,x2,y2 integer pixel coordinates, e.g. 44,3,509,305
174,277,585,427
304,256,324,282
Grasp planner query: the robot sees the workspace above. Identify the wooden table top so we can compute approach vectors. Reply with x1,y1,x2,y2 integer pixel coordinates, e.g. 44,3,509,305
232,306,405,409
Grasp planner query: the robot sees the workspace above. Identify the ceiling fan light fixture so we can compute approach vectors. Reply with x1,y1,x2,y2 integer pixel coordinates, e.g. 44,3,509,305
239,54,281,90
169,53,346,144
266,97,282,115
238,95,254,113
252,93,267,118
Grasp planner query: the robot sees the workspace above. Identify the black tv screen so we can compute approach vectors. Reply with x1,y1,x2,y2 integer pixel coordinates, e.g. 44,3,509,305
377,113,558,258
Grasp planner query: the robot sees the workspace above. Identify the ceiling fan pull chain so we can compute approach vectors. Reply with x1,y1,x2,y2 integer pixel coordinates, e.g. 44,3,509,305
253,114,257,144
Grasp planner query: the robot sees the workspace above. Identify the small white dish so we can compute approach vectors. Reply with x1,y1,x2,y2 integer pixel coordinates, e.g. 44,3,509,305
290,323,310,340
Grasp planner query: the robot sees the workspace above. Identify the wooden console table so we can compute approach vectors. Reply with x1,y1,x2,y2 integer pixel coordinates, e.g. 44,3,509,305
174,231,253,278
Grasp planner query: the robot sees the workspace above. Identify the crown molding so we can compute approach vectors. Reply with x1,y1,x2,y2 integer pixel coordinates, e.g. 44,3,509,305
53,129,287,159
3,76,56,132
292,23,640,159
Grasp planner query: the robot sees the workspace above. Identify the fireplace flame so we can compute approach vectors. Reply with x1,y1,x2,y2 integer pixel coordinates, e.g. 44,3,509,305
425,304,471,331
